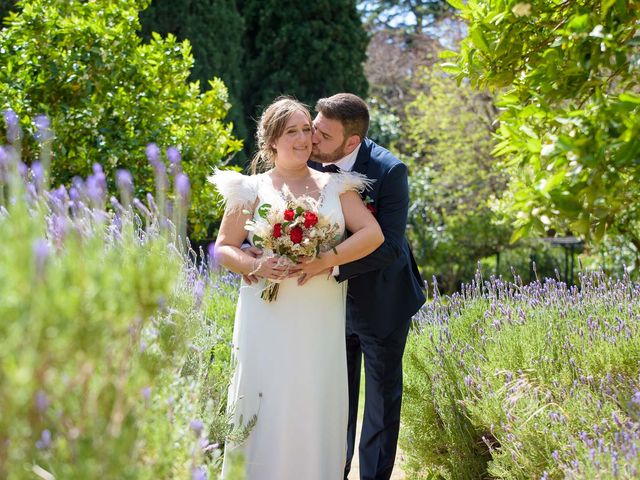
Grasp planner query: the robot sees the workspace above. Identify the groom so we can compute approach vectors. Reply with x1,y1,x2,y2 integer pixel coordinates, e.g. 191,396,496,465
309,93,426,480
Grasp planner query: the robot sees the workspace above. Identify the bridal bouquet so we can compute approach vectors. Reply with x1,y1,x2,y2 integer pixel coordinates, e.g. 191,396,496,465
244,198,341,302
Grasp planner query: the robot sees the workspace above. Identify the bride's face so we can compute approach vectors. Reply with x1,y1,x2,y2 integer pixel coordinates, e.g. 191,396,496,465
273,110,312,167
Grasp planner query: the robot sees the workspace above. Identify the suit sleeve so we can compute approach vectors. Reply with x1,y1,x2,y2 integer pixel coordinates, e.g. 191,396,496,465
337,162,409,281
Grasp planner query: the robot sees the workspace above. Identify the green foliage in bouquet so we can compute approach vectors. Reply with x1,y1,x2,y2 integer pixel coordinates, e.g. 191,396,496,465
445,0,640,252
0,0,242,240
402,271,640,478
0,120,242,478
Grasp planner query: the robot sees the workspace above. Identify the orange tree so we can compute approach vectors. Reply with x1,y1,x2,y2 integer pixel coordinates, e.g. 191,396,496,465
0,0,242,239
446,0,640,255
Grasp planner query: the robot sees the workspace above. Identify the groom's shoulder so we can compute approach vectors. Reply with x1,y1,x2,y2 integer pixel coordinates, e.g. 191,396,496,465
364,138,404,169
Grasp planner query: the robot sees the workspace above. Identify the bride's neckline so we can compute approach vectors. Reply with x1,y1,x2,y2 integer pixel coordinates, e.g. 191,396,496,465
261,170,333,202
263,170,331,202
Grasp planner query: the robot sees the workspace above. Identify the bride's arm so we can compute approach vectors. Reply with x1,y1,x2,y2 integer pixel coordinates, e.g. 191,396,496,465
215,210,299,280
298,190,383,284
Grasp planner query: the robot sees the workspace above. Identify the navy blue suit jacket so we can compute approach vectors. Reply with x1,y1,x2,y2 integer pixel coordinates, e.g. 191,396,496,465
310,138,426,337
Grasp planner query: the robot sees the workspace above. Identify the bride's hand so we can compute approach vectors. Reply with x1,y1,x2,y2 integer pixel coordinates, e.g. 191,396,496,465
252,256,301,280
297,256,333,286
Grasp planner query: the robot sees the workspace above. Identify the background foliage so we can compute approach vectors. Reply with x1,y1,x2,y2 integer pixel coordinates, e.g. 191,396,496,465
238,0,368,155
139,0,248,143
0,0,241,240
403,67,514,292
447,0,640,267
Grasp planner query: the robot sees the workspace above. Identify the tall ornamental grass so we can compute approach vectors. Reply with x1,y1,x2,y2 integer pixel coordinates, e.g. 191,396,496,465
0,111,241,479
402,271,640,479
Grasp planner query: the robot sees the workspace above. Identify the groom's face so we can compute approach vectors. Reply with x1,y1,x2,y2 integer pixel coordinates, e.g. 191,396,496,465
311,113,348,164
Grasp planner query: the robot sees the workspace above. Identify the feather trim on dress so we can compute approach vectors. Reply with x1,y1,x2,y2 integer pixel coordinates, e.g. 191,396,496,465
207,169,258,213
332,171,375,195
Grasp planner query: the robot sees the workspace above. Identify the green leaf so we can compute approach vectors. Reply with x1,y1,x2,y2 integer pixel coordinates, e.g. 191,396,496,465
601,0,616,14
438,50,458,59
567,14,590,32
440,63,462,75
619,92,640,104
446,0,465,10
252,234,263,247
258,204,271,219
469,27,491,54
510,225,529,244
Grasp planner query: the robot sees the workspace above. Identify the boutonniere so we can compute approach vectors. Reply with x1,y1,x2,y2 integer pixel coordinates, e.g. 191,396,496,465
363,195,377,217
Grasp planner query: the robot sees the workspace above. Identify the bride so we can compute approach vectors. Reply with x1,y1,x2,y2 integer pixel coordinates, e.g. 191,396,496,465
210,97,383,479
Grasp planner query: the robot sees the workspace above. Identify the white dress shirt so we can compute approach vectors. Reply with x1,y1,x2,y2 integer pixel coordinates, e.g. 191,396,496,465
322,143,361,172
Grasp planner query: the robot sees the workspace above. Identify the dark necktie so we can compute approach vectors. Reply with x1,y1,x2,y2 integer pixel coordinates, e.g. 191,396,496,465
323,164,340,173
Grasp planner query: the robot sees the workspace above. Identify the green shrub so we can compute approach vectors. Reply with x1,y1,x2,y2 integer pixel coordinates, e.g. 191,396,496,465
402,271,640,479
0,0,242,240
0,126,240,477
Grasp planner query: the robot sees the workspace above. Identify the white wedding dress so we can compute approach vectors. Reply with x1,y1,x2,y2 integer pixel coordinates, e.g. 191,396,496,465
210,170,369,480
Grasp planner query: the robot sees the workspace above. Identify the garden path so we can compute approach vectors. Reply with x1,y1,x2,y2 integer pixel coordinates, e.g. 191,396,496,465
347,418,407,479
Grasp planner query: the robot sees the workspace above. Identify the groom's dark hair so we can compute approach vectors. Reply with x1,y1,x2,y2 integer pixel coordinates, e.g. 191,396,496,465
315,93,369,141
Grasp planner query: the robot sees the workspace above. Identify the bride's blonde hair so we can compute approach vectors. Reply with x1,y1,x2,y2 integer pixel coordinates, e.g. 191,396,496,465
251,97,311,174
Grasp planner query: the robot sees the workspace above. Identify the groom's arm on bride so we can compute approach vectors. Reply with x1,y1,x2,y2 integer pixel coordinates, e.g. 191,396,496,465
215,210,299,280
298,190,383,285
337,162,410,280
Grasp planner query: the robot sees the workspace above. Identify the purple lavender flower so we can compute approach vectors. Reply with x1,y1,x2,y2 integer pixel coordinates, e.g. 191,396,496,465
175,173,190,202
34,115,53,142
69,186,80,202
190,419,204,437
35,390,50,413
194,279,205,309
31,161,44,187
146,143,161,167
207,242,218,270
35,429,52,450
166,146,181,165
116,169,133,195
17,161,28,178
3,108,20,144
32,239,49,277
141,387,151,404
0,146,8,167
86,167,107,205
191,467,208,480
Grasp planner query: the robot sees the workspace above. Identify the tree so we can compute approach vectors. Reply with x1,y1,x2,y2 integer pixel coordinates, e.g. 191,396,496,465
0,0,15,25
447,0,640,258
239,0,368,150
359,0,460,154
360,0,455,34
403,67,512,292
0,0,241,239
139,0,247,142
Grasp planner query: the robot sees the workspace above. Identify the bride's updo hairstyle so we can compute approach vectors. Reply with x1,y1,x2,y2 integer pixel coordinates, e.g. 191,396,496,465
251,96,311,174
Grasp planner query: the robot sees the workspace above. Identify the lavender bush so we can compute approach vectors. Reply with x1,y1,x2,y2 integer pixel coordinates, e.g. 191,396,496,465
0,112,243,479
402,271,640,479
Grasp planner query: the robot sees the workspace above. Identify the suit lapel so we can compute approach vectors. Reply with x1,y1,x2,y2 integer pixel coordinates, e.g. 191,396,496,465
351,139,372,176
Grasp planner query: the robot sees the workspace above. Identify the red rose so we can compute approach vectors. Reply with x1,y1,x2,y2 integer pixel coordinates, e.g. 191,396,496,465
284,209,295,221
303,211,318,228
273,223,282,238
289,226,303,244
366,204,377,216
